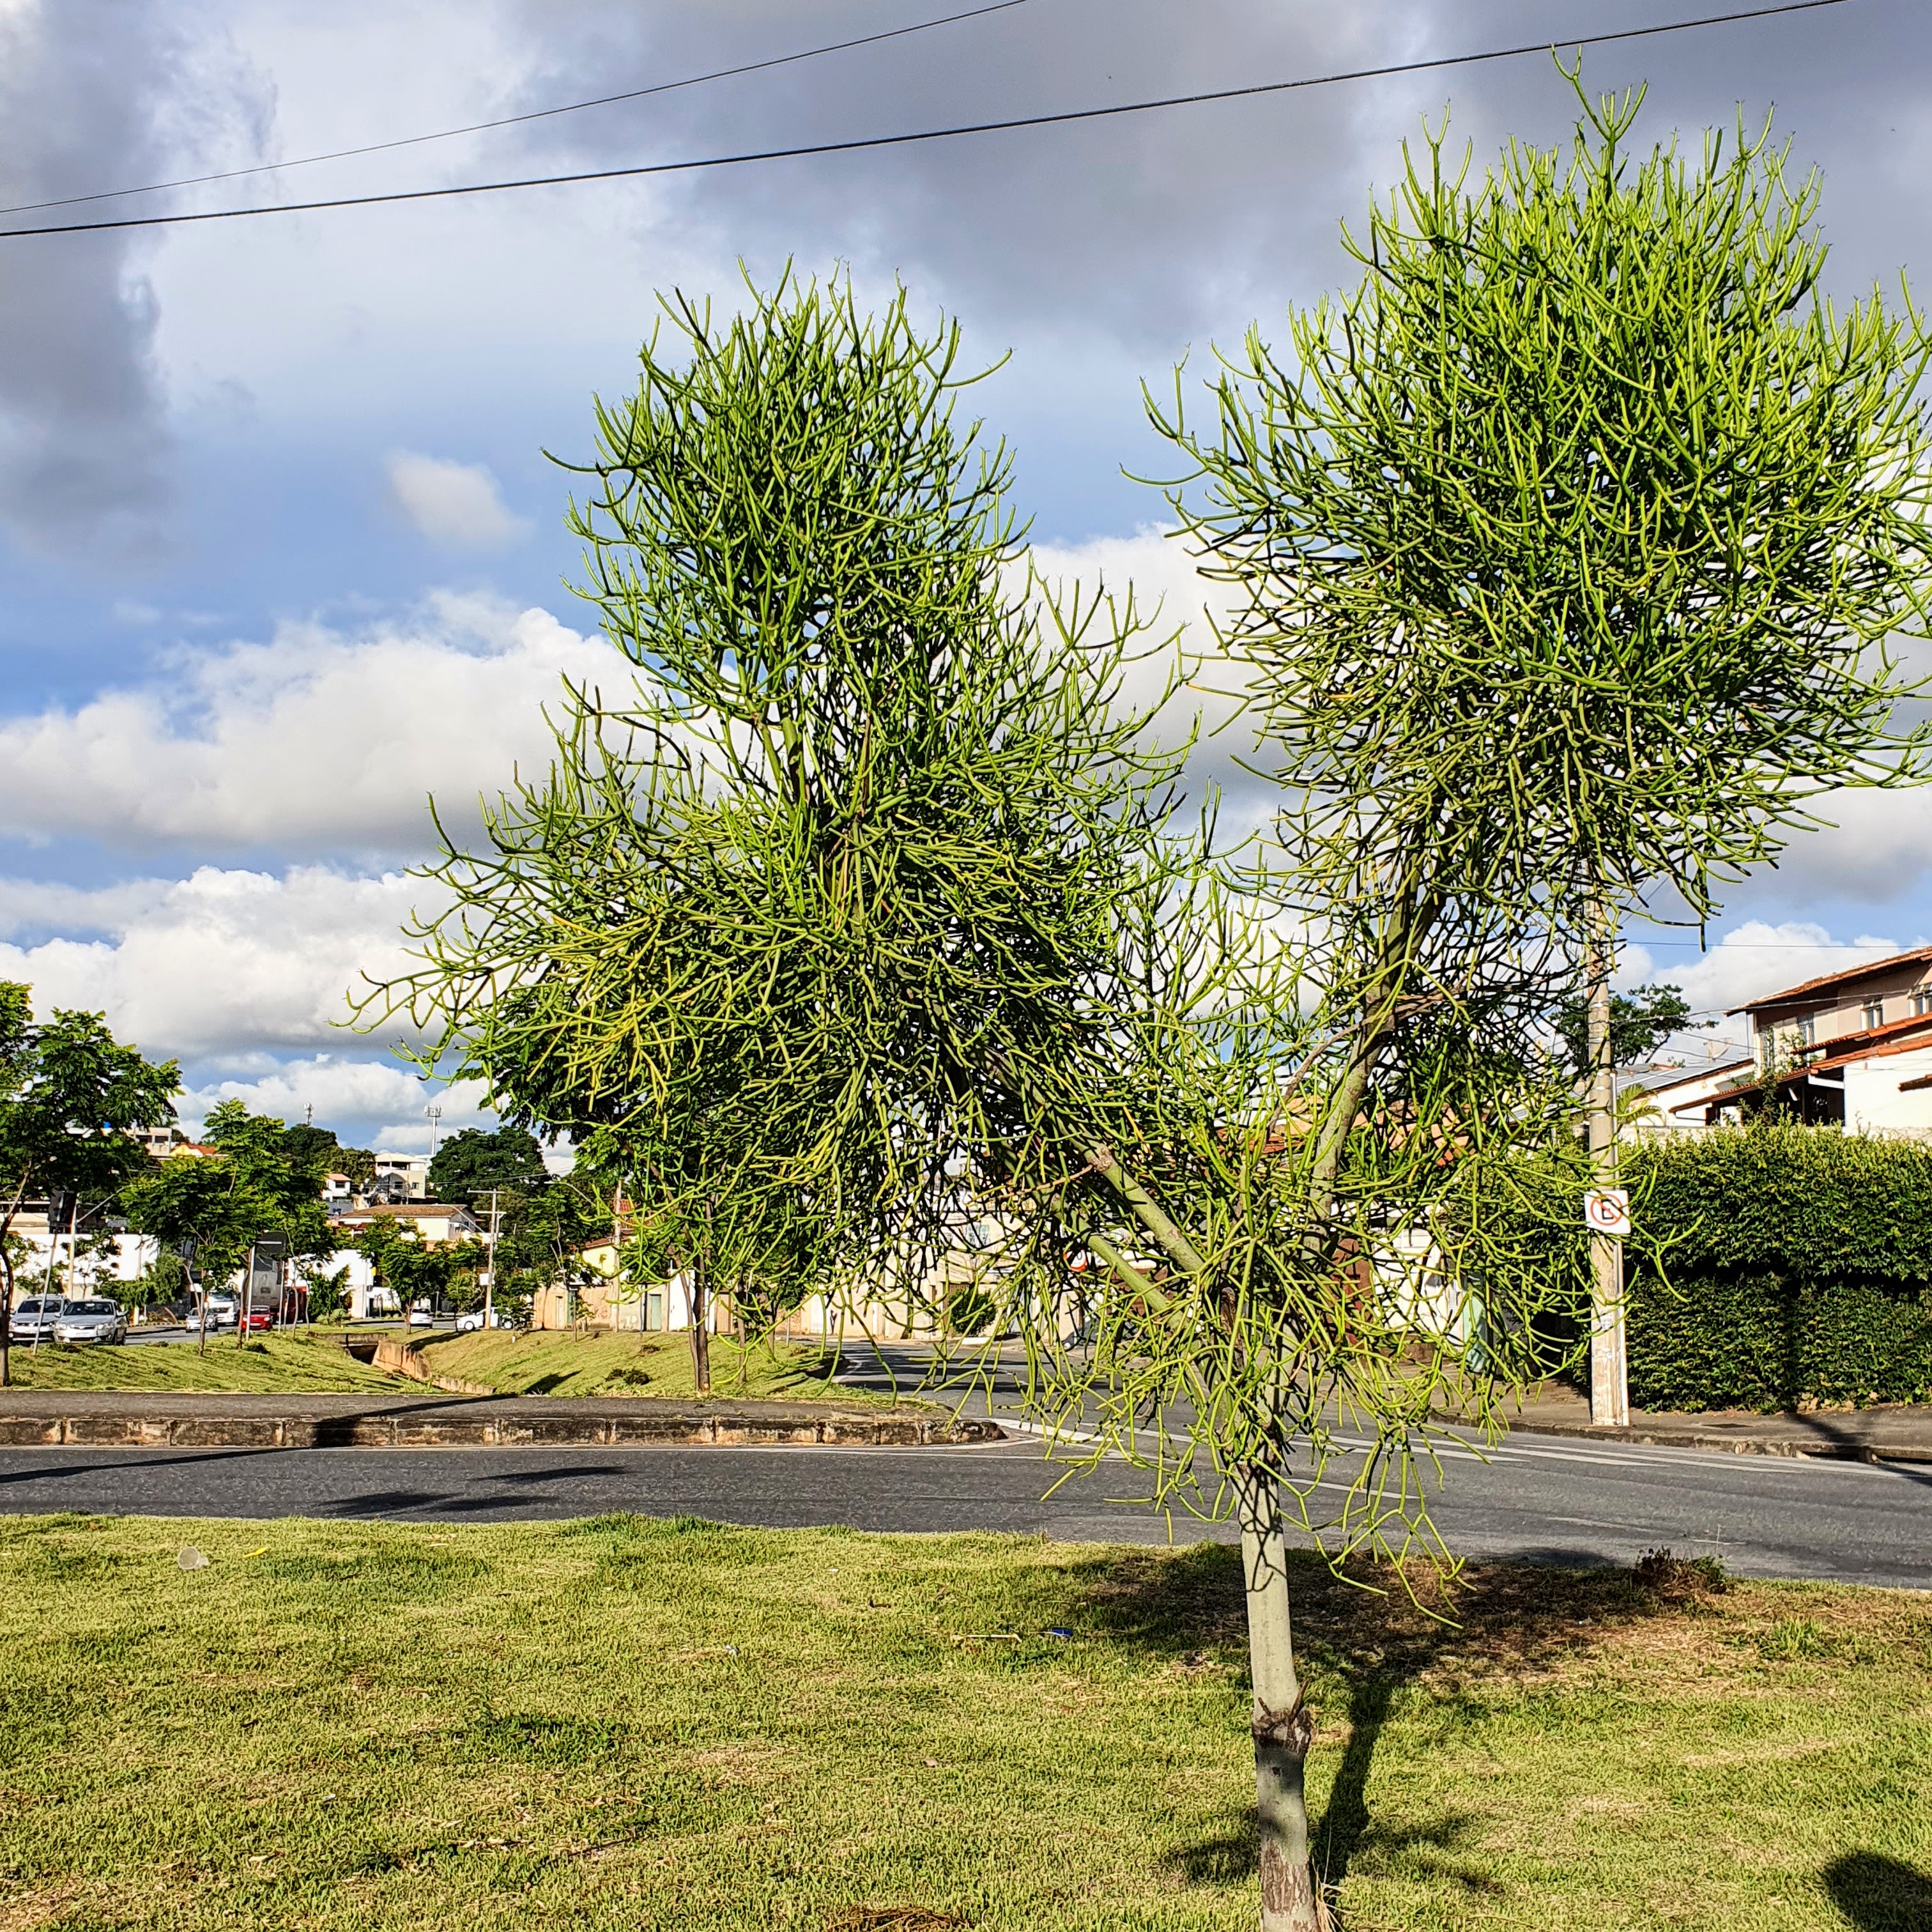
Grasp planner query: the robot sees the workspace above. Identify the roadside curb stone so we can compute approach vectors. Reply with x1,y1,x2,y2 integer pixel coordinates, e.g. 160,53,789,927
1434,1395,1932,1465
0,1391,1003,1451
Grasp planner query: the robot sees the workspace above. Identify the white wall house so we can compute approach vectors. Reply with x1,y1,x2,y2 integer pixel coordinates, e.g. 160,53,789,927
1660,946,1932,1137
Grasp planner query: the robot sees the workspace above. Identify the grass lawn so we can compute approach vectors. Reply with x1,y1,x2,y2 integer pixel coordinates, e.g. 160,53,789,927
0,1515,1925,1931
417,1329,918,1407
0,1331,412,1395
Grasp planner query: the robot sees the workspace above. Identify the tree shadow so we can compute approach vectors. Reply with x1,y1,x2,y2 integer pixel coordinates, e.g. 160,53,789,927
1082,1545,1718,1918
1823,1852,1932,1932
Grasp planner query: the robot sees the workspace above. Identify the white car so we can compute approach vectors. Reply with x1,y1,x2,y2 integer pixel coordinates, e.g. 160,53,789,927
53,1299,128,1345
9,1296,65,1343
454,1310,485,1332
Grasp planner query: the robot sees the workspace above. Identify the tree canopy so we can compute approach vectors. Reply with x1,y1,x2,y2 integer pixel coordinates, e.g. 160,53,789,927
427,1125,549,1205
0,982,179,1383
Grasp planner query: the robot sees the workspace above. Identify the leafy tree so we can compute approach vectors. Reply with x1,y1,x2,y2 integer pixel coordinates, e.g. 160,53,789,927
348,1215,485,1319
334,1146,376,1192
1552,983,1710,1083
0,983,179,1385
280,1121,346,1184
427,1125,549,1206
480,1172,611,1328
362,176,1932,1924
122,1103,335,1352
300,1259,352,1322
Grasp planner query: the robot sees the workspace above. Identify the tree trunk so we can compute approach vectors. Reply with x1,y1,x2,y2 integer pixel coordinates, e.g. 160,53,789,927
1,1251,10,1390
1238,1464,1326,1931
688,1252,711,1397
1585,900,1629,1427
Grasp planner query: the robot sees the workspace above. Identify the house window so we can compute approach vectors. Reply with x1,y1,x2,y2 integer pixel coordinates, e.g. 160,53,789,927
1914,988,1932,1017
1793,1015,1815,1048
1864,1000,1885,1030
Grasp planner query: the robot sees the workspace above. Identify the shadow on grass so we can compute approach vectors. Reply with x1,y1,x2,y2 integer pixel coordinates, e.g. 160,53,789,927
1824,1851,1932,1932
1082,1544,1719,1916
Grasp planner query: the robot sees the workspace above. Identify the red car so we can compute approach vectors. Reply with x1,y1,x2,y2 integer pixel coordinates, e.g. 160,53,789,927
240,1308,273,1333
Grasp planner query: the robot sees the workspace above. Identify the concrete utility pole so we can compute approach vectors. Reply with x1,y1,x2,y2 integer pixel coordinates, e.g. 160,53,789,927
483,1188,500,1333
1586,907,1630,1427
424,1105,443,1162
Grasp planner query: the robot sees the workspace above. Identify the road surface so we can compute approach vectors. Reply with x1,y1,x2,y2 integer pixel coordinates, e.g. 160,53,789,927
0,1426,1924,1586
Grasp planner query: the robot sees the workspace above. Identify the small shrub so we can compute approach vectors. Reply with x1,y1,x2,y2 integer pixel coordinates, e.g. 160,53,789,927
1631,1548,1729,1598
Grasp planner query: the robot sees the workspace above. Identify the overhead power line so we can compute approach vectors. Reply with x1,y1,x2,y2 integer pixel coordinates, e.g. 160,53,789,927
0,0,1036,219
0,0,1866,241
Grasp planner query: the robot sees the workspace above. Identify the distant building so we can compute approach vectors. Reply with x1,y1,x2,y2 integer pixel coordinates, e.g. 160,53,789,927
1663,947,1932,1135
328,1202,482,1244
372,1152,430,1201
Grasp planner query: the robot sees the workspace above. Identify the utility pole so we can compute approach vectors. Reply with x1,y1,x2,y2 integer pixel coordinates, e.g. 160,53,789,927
1586,903,1629,1427
424,1105,443,1163
483,1188,500,1333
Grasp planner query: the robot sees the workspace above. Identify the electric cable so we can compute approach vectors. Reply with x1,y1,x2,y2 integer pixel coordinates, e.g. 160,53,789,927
0,0,1036,218
0,0,1867,241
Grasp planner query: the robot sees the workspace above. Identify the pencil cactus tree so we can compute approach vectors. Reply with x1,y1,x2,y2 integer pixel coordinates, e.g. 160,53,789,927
360,270,1581,1932
1127,69,1932,1920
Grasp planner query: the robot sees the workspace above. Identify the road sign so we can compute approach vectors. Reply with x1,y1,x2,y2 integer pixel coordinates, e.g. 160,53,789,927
1584,1188,1632,1238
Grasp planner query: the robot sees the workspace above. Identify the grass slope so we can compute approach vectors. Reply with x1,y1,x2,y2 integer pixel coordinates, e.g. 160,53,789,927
0,1331,413,1394
0,1515,1926,1931
417,1330,915,1407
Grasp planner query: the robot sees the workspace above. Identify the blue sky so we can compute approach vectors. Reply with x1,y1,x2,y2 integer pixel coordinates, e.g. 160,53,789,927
1,0,1929,1150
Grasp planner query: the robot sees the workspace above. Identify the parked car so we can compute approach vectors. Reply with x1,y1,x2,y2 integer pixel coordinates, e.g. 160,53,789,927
8,1296,65,1343
53,1299,128,1346
454,1308,514,1332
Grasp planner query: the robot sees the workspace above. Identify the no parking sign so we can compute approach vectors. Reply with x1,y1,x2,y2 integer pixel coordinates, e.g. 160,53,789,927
1583,1188,1632,1238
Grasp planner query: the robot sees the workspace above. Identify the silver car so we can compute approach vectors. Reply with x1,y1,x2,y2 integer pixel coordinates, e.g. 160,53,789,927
9,1296,66,1343
52,1299,128,1345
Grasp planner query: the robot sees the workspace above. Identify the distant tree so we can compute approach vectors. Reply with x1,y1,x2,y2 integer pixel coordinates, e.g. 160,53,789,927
335,1146,377,1192
1553,984,1710,1082
427,1126,549,1205
300,1259,352,1322
483,1174,608,1325
0,983,179,1385
280,1122,344,1184
123,1102,335,1353
348,1216,486,1319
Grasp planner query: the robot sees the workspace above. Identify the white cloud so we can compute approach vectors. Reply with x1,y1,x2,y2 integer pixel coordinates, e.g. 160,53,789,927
0,593,613,854
178,1055,491,1156
385,450,532,548
1621,921,1911,1050
1025,523,1263,818
0,864,439,1062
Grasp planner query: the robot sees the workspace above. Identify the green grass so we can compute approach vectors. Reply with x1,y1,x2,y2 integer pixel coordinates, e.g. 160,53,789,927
417,1329,919,1407
0,1517,1926,1931
0,1331,413,1394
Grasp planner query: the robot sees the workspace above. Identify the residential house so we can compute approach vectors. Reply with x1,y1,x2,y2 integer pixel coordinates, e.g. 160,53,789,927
1664,946,1932,1135
372,1153,429,1201
321,1200,483,1317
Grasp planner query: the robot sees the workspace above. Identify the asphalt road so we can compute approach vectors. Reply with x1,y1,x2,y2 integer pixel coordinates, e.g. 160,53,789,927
1,1429,1925,1586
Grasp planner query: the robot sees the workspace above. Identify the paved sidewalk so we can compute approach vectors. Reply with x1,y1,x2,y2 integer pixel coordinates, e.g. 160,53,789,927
0,1389,1002,1450
1455,1381,1932,1463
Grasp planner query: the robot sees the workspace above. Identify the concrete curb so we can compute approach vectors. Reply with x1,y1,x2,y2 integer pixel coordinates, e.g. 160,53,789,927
1452,1411,1932,1465
0,1400,1004,1452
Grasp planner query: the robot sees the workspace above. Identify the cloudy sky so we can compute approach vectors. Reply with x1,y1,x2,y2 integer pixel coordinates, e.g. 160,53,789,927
0,0,1927,1151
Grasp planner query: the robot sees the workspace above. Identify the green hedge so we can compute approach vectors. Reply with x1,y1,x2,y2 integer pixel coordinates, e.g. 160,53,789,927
1625,1126,1932,1410
1471,1125,1932,1411
1626,1271,1932,1410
